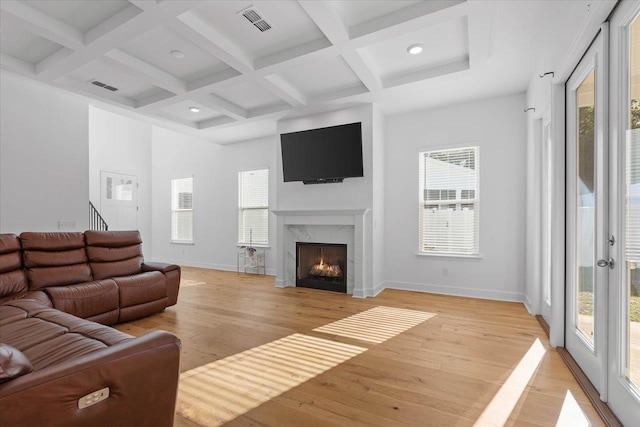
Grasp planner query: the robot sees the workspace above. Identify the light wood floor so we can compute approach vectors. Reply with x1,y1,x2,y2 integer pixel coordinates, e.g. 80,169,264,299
115,267,605,427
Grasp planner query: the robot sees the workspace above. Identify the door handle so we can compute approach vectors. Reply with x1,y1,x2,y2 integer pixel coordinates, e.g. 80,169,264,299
597,258,615,269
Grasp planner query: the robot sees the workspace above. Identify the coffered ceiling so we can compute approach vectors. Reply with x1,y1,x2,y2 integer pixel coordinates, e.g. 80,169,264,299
0,0,615,144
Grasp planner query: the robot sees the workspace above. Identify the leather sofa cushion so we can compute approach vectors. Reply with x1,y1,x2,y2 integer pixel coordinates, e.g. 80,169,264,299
0,300,134,371
85,231,143,280
0,235,27,300
27,265,92,290
20,232,85,251
0,305,28,326
20,232,92,291
0,234,21,254
91,257,142,281
0,270,28,299
0,344,33,384
45,280,119,322
0,252,21,274
23,248,87,268
85,230,142,247
0,290,52,309
113,272,166,308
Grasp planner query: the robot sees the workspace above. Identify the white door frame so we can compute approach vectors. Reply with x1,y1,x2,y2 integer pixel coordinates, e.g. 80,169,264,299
607,1,640,423
565,26,609,398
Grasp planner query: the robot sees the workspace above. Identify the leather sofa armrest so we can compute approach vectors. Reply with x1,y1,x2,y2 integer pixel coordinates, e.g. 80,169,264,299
142,262,180,274
0,331,181,427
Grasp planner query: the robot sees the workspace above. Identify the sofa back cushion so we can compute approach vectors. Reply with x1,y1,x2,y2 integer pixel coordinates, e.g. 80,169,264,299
85,231,143,280
0,234,28,298
21,232,92,290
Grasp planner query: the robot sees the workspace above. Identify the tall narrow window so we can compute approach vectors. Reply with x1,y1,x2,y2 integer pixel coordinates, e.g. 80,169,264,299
171,177,193,242
239,169,269,245
418,147,479,255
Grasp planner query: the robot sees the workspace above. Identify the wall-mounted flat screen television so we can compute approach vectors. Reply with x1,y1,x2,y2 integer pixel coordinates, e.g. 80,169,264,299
280,122,363,184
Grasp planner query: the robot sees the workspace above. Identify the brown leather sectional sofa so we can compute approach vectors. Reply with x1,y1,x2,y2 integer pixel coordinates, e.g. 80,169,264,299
0,231,182,426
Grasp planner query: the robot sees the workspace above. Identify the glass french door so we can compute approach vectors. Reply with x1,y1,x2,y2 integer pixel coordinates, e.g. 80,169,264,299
566,29,608,396
566,3,640,424
607,1,640,423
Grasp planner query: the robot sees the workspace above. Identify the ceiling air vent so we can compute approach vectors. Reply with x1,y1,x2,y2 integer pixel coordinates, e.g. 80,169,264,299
240,6,272,33
89,79,118,92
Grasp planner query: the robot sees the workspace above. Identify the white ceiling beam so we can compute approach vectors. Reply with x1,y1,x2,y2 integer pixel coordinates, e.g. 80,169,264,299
136,90,176,109
382,58,470,90
261,75,307,107
35,47,73,74
150,111,199,129
192,94,247,120
247,102,290,119
1,53,35,76
254,38,332,70
349,0,468,49
35,2,192,81
126,0,157,12
186,68,241,92
169,12,254,74
467,6,492,69
341,51,382,92
0,1,84,50
104,49,187,94
83,4,143,45
297,1,349,45
197,116,237,130
308,85,370,105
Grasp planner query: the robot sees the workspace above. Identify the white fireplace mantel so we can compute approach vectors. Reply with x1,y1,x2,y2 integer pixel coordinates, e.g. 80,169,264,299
272,209,371,297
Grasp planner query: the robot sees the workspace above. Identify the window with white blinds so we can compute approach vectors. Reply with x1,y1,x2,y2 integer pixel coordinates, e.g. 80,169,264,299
171,177,193,242
419,147,479,255
239,169,269,245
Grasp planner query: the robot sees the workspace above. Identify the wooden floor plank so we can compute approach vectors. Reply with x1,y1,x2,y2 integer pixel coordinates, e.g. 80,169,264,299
115,267,606,427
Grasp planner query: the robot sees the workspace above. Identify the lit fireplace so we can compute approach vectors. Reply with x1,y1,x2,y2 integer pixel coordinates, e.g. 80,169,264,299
309,259,342,278
296,242,346,293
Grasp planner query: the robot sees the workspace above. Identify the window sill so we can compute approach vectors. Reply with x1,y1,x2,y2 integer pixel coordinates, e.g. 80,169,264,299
415,252,483,260
171,240,194,245
237,243,270,248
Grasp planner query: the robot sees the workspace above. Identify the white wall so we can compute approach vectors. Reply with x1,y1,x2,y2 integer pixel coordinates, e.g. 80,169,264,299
89,106,152,250
383,93,527,302
150,127,277,273
0,72,89,233
372,105,386,294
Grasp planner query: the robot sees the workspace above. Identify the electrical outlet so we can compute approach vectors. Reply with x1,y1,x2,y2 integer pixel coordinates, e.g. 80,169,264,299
58,220,77,230
442,268,448,277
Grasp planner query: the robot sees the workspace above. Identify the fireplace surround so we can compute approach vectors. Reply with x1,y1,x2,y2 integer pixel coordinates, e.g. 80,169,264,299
272,209,371,297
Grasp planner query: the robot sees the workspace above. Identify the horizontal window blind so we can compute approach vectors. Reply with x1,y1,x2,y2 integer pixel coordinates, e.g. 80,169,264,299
239,169,269,245
419,147,479,255
171,177,193,242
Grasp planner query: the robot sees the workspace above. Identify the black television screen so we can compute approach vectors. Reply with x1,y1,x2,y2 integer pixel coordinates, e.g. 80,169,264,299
280,122,363,184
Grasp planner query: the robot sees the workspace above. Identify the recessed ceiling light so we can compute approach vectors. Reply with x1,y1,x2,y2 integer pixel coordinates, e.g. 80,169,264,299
189,107,200,113
407,44,424,55
171,50,185,59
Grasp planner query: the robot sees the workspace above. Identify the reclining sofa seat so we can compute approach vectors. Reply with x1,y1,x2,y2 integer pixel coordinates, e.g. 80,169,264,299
21,232,120,325
84,230,167,323
0,234,52,307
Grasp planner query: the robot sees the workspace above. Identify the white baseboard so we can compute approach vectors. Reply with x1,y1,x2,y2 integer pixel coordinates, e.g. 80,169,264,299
149,258,276,276
382,280,524,303
523,294,535,315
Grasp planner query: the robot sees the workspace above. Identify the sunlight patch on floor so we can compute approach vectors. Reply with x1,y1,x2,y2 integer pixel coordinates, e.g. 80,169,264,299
176,333,366,426
555,390,591,427
313,306,436,343
180,279,206,288
473,338,546,427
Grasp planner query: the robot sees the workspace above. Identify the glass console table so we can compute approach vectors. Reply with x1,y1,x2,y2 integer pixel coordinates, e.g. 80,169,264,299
237,247,265,275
